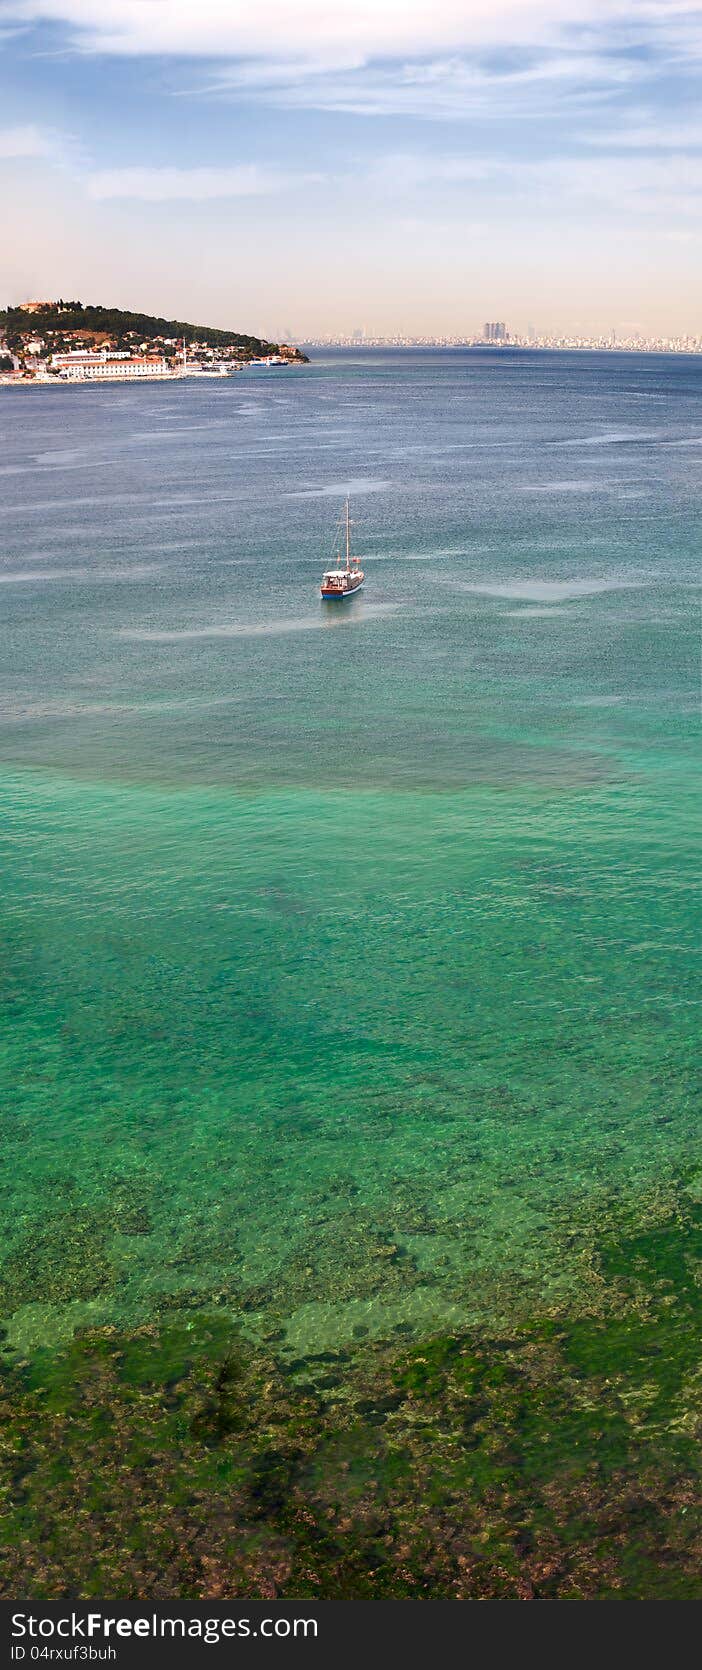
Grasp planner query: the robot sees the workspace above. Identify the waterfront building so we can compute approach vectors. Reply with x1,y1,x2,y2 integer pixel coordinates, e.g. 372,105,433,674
51,350,170,380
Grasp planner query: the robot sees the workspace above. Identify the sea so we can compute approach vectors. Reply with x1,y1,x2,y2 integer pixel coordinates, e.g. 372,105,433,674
1,347,699,1363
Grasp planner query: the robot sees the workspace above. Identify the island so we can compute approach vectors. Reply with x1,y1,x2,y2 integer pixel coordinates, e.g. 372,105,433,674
0,299,309,383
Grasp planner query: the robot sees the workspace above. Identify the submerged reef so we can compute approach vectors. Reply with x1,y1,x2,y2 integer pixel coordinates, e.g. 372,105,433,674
1,1193,700,1599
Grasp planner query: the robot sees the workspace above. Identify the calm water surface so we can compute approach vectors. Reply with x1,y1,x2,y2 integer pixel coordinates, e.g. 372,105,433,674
1,349,699,1355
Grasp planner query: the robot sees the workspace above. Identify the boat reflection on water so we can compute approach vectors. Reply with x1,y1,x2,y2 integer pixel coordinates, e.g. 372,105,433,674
320,591,365,627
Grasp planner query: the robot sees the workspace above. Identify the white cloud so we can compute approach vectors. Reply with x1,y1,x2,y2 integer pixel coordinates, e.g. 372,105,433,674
4,2,702,135
86,163,323,200
541,149,702,210
585,118,702,148
238,50,644,122
0,122,56,158
372,153,496,189
6,1,699,138
0,2,607,57
3,1,701,61
369,145,702,217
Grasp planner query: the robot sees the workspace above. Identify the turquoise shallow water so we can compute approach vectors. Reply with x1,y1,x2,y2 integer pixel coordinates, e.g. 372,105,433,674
0,349,699,1356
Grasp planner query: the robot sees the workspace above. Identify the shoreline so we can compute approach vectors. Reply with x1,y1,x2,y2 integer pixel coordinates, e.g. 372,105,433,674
0,366,302,389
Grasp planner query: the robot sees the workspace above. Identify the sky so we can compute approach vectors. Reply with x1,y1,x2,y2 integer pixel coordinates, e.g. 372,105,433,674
1,0,702,339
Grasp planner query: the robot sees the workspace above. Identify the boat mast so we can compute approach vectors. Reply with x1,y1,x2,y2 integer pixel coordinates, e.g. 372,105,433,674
345,497,350,571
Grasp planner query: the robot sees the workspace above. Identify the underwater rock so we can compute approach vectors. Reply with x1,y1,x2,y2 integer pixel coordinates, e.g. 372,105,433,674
0,1212,115,1314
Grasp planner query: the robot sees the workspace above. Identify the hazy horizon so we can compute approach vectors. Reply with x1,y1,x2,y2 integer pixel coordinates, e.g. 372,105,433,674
1,1,701,340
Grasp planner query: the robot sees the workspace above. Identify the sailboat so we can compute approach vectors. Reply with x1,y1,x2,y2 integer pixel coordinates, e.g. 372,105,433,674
320,498,365,599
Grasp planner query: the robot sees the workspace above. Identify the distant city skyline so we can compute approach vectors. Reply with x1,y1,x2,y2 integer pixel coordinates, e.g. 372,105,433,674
296,329,702,362
301,329,702,351
1,2,702,338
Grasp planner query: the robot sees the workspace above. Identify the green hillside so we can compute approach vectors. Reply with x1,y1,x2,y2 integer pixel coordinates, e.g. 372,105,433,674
0,300,307,361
